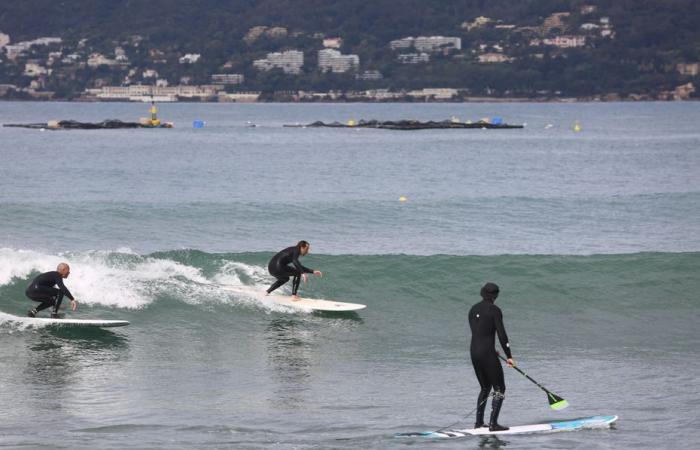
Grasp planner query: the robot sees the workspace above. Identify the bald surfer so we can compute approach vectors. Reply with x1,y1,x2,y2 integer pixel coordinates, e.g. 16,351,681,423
266,241,322,300
26,263,78,318
469,282,514,431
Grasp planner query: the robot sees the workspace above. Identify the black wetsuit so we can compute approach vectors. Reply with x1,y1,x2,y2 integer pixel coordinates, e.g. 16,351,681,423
266,246,313,295
25,271,74,314
469,299,512,394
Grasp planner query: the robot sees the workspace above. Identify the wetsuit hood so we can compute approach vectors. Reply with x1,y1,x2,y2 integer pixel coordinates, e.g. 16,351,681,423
481,282,500,302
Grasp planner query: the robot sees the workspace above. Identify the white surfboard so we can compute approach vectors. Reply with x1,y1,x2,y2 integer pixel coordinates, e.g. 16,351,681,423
221,285,366,312
396,415,618,438
3,313,129,328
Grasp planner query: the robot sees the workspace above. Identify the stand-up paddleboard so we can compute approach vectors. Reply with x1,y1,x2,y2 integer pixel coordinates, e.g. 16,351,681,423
221,285,366,312
3,313,129,328
396,415,617,438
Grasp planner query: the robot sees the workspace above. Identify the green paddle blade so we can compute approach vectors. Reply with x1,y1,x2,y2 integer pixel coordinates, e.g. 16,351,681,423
548,392,569,410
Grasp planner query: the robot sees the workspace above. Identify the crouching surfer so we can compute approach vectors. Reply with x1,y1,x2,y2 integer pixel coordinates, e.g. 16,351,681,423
26,263,78,318
469,282,514,431
266,241,322,300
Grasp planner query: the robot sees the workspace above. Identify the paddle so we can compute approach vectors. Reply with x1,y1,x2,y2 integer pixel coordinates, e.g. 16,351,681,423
499,355,569,410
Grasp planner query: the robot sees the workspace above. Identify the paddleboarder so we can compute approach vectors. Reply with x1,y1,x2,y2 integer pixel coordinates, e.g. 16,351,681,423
469,282,514,431
266,241,323,300
25,263,78,318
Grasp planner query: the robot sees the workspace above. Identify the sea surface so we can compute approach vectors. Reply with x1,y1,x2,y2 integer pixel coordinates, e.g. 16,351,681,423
0,101,699,449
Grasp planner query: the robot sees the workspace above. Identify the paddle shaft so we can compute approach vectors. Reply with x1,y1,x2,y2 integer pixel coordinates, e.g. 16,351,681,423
498,355,557,396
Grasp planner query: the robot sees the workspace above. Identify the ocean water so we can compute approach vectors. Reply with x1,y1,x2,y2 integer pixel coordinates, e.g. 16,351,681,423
0,101,699,449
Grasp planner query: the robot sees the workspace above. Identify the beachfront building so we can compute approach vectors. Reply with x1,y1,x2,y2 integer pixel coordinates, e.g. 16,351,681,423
94,84,223,101
218,92,261,102
211,74,245,85
253,50,304,74
407,88,459,100
318,49,359,73
397,53,430,64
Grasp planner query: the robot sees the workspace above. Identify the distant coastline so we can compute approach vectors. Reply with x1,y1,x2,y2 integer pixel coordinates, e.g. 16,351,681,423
1,96,696,103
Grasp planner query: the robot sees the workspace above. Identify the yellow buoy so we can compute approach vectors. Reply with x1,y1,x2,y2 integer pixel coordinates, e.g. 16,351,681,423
399,196,408,202
150,101,159,126
574,121,582,132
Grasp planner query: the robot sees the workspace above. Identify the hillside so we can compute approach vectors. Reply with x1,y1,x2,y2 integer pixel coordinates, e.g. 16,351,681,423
0,0,698,100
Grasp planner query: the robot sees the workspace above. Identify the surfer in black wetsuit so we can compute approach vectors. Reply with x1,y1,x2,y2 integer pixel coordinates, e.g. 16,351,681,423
25,263,78,318
469,282,514,432
266,241,323,300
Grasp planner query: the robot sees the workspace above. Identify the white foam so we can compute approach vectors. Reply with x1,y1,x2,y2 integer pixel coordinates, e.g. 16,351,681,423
212,261,310,313
0,248,212,309
0,248,306,313
0,311,50,331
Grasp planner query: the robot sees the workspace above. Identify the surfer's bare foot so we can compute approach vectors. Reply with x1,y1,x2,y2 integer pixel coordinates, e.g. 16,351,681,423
291,295,301,301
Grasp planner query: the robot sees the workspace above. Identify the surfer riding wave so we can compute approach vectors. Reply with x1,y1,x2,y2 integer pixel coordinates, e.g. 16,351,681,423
266,241,322,300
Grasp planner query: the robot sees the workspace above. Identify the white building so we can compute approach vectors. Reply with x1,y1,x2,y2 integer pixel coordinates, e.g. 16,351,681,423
478,53,513,63
391,36,460,52
462,16,492,31
211,74,245,85
318,49,359,73
4,44,27,59
390,37,414,50
179,53,201,64
218,92,261,102
94,84,223,101
323,38,343,48
4,37,61,60
397,53,430,64
47,51,63,65
62,53,81,64
414,36,461,52
143,69,159,78
355,70,383,80
530,36,586,48
253,50,304,74
87,53,119,67
677,62,700,76
32,37,62,46
580,23,600,31
0,32,9,50
408,88,458,100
